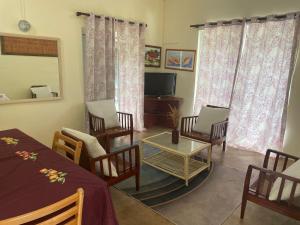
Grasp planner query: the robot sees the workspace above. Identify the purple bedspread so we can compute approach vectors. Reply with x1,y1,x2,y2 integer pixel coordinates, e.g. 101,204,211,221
0,129,119,225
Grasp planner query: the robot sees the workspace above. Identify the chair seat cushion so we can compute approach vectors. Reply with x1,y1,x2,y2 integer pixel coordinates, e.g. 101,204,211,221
182,131,211,142
86,99,120,129
193,106,229,134
106,127,128,135
269,160,300,201
62,127,118,177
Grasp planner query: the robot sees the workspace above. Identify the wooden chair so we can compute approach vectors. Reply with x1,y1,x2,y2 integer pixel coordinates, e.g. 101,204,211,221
90,145,140,190
180,105,229,152
89,111,133,153
241,149,300,220
62,131,140,191
0,188,84,225
52,131,83,165
30,85,58,98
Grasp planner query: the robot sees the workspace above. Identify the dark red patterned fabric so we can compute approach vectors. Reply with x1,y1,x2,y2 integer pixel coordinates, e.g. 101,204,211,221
0,129,118,225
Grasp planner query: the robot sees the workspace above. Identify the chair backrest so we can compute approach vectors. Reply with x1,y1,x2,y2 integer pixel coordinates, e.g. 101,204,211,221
86,99,120,129
52,131,83,165
193,106,230,134
61,130,93,171
30,85,53,98
0,188,84,225
206,105,230,110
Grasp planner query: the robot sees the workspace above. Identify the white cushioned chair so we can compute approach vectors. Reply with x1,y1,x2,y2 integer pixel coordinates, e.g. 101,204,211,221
180,105,229,152
62,128,140,190
86,99,133,153
30,85,58,98
241,149,300,221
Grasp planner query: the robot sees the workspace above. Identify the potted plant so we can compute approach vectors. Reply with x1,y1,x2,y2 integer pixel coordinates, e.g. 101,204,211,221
168,104,180,144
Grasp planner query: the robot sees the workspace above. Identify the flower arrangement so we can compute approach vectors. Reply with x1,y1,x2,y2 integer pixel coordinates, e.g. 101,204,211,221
1,137,19,145
16,151,38,161
168,104,181,129
40,168,67,184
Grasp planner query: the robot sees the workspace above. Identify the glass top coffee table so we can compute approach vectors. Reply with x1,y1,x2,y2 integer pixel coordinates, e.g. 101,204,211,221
141,132,212,186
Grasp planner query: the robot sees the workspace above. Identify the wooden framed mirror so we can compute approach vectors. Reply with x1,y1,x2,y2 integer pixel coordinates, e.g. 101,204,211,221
0,33,62,104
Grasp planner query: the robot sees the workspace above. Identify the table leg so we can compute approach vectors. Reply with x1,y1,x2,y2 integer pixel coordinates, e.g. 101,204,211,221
207,145,212,171
139,142,144,167
184,156,189,186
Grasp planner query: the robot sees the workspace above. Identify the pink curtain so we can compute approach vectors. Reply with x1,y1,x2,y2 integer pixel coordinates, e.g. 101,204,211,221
228,16,298,154
115,22,146,131
84,15,115,129
194,22,243,114
84,15,115,101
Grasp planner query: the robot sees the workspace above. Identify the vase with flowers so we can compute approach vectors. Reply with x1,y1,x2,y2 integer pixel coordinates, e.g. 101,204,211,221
168,104,181,144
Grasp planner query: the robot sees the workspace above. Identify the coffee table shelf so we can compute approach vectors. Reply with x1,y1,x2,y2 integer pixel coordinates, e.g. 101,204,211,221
141,132,212,186
143,151,209,180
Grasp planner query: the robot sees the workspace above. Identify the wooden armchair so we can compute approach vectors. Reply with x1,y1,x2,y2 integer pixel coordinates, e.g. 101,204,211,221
62,130,140,191
241,149,300,220
180,105,229,151
89,112,133,153
87,99,133,153
90,145,140,190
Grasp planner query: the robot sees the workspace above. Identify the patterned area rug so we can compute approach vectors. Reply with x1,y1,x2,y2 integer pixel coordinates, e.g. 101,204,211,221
114,144,213,207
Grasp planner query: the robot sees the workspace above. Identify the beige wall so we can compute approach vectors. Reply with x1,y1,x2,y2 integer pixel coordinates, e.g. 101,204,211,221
163,0,300,156
0,0,164,146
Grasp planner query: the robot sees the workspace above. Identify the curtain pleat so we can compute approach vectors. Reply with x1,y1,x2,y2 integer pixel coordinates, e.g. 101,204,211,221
194,16,299,154
115,22,146,131
194,24,243,114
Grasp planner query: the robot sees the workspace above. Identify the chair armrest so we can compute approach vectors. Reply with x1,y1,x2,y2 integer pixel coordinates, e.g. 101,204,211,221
244,165,300,204
210,119,228,140
89,145,140,177
263,149,299,171
117,112,133,130
89,112,106,134
180,116,198,134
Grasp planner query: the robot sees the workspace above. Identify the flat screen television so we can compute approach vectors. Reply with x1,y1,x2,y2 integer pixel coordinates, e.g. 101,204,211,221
144,72,177,96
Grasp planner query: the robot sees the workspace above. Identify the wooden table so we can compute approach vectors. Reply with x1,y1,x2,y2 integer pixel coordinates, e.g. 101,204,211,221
141,132,211,186
0,129,119,225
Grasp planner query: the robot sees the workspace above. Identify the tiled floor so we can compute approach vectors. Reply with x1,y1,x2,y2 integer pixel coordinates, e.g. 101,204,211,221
112,128,300,225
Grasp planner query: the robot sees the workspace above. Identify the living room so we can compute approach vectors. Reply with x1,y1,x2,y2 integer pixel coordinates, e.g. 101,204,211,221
0,0,300,225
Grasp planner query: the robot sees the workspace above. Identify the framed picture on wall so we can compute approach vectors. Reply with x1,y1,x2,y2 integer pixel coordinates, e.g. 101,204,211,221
165,49,196,72
145,45,161,67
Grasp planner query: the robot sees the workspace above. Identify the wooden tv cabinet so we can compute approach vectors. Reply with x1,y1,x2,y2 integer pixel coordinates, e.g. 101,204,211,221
144,96,183,128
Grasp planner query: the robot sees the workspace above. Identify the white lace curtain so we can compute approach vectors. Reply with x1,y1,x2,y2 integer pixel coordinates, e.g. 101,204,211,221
228,15,299,153
115,22,146,131
84,15,115,102
194,14,299,154
194,22,243,114
84,15,146,131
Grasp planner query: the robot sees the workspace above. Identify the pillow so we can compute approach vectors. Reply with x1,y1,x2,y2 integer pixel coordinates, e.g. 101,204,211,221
269,160,300,201
61,127,118,177
86,99,120,129
193,106,229,134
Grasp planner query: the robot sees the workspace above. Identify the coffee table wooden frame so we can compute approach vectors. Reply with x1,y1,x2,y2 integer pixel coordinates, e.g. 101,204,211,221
141,132,212,186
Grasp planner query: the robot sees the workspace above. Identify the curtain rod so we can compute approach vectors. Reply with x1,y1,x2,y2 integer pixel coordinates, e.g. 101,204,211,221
190,12,299,28
76,11,147,27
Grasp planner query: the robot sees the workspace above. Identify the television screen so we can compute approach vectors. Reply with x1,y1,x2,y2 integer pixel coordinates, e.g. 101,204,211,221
144,72,177,96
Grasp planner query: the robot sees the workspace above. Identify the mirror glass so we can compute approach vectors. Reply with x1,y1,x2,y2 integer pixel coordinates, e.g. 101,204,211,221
0,34,62,103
